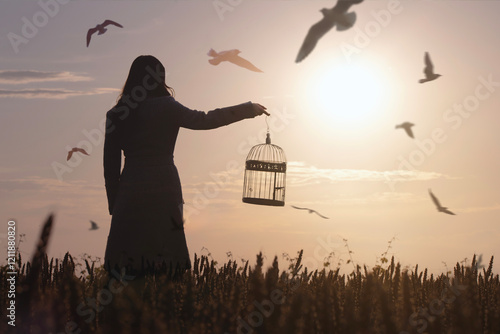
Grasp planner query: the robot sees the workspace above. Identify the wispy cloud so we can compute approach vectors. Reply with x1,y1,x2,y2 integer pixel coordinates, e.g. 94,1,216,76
333,192,420,206
0,176,102,194
0,88,118,99
0,70,92,84
0,167,19,174
459,204,500,213
288,161,455,186
180,161,456,199
289,192,422,208
0,177,108,228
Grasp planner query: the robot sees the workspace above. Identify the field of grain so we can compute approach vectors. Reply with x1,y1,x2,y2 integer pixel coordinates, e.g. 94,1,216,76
1,245,499,334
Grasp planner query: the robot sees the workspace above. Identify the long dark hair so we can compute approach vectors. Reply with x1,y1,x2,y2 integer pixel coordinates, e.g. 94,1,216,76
109,55,175,134
117,55,174,104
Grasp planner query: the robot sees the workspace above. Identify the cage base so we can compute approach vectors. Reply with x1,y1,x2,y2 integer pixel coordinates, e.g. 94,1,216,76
242,198,285,207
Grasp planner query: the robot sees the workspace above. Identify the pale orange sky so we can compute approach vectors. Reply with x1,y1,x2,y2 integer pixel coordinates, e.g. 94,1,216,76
1,0,499,274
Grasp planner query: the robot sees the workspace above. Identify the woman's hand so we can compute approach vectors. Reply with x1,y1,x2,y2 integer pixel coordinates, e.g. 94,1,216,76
252,103,270,116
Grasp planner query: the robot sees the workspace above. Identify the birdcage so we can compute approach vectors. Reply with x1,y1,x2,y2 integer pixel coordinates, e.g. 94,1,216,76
242,132,286,206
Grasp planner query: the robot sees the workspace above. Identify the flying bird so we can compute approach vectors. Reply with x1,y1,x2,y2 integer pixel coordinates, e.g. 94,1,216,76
207,49,263,72
474,254,485,270
66,147,89,161
419,52,441,83
395,122,415,138
291,205,330,219
86,19,123,47
295,0,364,63
428,189,456,215
89,220,99,230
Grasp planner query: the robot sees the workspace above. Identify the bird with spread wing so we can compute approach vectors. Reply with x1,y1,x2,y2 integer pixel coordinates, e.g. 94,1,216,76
89,220,99,230
295,0,364,63
87,19,123,47
419,52,441,83
291,205,330,219
429,189,456,215
395,122,415,139
67,147,89,161
207,48,263,72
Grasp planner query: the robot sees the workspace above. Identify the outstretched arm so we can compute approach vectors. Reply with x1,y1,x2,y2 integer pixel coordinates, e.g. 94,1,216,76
103,111,122,215
171,100,269,130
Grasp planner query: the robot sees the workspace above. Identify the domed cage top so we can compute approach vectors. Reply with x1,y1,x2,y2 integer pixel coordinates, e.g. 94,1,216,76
242,133,286,206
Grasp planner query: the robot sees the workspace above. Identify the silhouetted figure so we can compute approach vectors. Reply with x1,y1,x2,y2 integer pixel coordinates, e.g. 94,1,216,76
429,189,456,215
291,205,330,219
103,55,268,277
87,19,123,47
296,0,364,63
67,147,89,161
395,122,415,138
207,48,263,72
419,52,441,83
89,220,99,230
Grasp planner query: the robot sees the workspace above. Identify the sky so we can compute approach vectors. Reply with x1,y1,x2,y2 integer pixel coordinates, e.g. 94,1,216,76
1,0,499,275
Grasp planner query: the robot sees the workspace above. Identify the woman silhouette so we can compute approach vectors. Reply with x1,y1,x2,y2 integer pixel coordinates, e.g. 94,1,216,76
103,55,268,277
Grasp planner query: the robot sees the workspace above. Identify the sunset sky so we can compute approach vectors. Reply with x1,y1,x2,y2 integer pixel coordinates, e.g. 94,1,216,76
1,0,499,275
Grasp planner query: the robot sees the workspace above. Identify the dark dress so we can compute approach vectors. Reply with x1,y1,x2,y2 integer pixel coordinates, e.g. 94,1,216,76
103,96,256,274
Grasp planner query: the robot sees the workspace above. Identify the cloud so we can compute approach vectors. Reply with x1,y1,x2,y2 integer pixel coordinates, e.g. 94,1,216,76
0,176,102,194
0,88,119,99
459,204,500,213
286,192,422,208
180,161,456,203
332,192,419,206
287,161,454,186
0,70,92,84
0,176,106,217
0,167,19,174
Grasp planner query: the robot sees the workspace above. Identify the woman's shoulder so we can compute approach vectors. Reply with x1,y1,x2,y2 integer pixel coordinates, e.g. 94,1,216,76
106,96,176,114
105,104,122,119
141,95,179,109
148,95,176,103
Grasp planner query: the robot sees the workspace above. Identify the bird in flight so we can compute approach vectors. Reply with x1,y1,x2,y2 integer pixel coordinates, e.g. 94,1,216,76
428,189,456,215
291,205,330,219
474,254,485,270
295,0,364,63
395,122,415,138
86,19,123,47
419,52,441,83
89,220,99,230
207,48,263,72
66,147,89,161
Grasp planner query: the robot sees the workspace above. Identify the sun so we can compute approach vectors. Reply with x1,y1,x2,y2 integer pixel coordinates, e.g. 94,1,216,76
305,62,388,129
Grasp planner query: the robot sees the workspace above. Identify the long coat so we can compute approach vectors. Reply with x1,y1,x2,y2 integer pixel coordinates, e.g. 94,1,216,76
103,96,256,274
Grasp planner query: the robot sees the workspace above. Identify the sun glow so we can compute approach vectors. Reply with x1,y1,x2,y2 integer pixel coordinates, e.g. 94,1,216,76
305,62,387,129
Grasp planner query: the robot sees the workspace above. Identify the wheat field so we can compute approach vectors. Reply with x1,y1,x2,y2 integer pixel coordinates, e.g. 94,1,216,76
1,248,499,334
1,215,499,334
